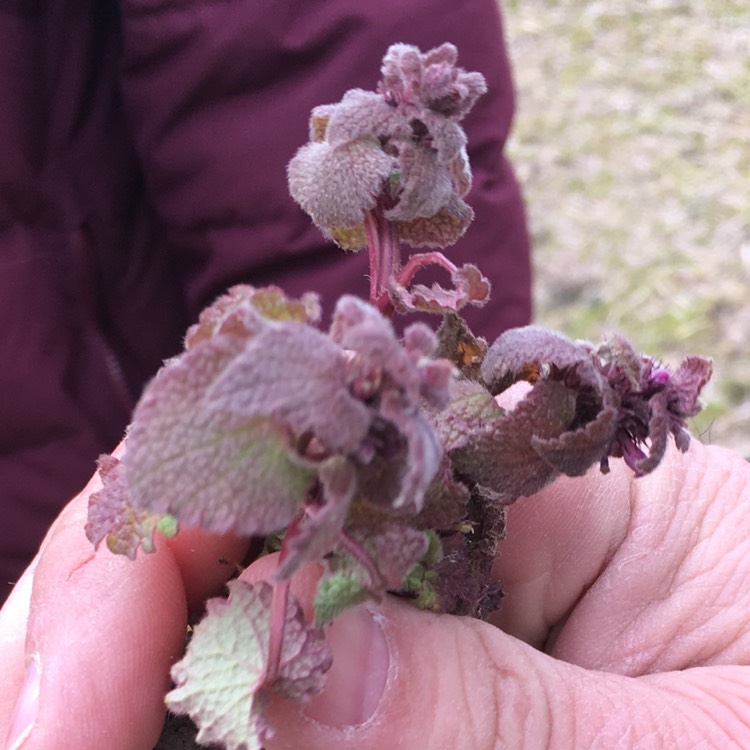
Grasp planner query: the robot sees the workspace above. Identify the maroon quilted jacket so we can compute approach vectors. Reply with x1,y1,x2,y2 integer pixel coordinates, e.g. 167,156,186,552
0,0,531,599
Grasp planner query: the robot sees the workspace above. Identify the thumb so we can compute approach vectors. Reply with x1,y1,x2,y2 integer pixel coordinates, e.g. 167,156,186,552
264,593,575,749
264,587,750,750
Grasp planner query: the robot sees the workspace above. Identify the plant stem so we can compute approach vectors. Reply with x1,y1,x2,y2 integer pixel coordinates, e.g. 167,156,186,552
338,529,386,590
266,513,304,683
364,207,399,316
396,251,457,288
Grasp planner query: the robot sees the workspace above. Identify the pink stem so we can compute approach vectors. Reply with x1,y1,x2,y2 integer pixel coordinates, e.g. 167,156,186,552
363,208,400,316
364,209,381,304
396,251,457,288
266,512,303,683
338,529,385,590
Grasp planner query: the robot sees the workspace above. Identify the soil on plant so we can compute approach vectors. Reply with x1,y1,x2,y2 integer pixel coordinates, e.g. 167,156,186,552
154,713,206,750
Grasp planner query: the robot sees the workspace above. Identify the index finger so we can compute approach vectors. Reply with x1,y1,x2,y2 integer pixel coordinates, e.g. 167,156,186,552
0,462,248,750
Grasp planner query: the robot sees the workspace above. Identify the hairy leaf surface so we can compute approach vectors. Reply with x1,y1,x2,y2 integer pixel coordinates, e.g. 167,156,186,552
168,580,331,750
126,335,315,535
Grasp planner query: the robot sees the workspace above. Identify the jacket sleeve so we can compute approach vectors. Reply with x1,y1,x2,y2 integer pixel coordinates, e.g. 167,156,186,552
118,0,532,336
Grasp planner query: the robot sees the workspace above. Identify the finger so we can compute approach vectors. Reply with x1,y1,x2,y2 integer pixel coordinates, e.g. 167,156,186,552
0,561,35,743
490,453,634,649
488,379,635,647
261,578,750,749
166,527,249,613
0,467,248,750
1,468,187,750
493,441,750,675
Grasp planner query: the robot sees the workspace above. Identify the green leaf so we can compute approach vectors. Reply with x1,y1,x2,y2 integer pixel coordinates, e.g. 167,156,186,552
313,573,370,627
167,580,331,750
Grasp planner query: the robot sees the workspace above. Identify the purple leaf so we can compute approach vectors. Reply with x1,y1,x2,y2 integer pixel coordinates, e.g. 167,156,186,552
435,313,488,381
481,325,606,396
668,355,713,418
185,284,321,349
329,297,445,511
287,139,395,241
415,456,472,529
396,195,475,249
481,326,712,480
378,390,443,511
449,379,578,502
383,142,453,222
208,322,371,455
391,261,490,315
332,296,451,407
348,523,430,589
315,524,431,622
275,457,358,580
288,43,486,251
126,335,315,536
85,454,177,559
325,89,409,147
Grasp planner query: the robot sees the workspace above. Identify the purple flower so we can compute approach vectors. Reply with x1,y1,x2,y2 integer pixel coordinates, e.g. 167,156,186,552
431,326,713,504
584,335,713,475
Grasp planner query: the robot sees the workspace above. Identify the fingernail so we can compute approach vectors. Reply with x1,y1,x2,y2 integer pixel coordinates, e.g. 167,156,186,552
304,604,389,727
5,655,41,750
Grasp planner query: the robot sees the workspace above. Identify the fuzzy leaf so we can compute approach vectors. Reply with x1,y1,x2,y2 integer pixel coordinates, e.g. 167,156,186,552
305,524,435,622
275,457,358,580
85,454,177,558
329,296,446,512
415,456,472,529
126,336,315,536
185,285,321,350
435,313,488,381
167,580,332,750
481,326,712,479
351,524,430,589
432,377,580,503
378,390,443,511
325,88,409,148
313,573,370,626
208,322,371,455
392,262,490,314
384,142,453,221
396,197,474,249
287,139,395,235
481,325,605,396
288,43,485,251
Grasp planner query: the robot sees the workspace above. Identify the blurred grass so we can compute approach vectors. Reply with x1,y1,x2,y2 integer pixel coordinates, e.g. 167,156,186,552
502,0,750,454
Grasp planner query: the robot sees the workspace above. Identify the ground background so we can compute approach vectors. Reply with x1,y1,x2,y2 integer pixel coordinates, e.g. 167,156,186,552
501,0,750,456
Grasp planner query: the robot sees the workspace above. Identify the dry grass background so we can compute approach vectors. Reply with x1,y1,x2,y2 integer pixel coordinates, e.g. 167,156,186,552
501,0,750,455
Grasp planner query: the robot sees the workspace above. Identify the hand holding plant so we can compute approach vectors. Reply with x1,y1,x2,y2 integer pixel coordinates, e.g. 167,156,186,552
2,43,741,750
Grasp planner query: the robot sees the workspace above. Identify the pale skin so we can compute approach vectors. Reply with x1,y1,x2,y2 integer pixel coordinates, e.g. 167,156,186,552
2,436,750,749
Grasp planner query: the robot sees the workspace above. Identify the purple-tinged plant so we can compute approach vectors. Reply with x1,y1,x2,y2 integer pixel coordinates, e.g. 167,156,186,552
288,42,490,315
84,43,713,750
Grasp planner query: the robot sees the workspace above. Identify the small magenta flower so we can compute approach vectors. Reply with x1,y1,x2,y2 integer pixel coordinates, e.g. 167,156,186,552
288,42,490,315
584,335,713,476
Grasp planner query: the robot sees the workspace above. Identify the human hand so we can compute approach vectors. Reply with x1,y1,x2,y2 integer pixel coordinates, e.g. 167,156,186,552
0,445,249,750
255,439,750,748
3,439,749,749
